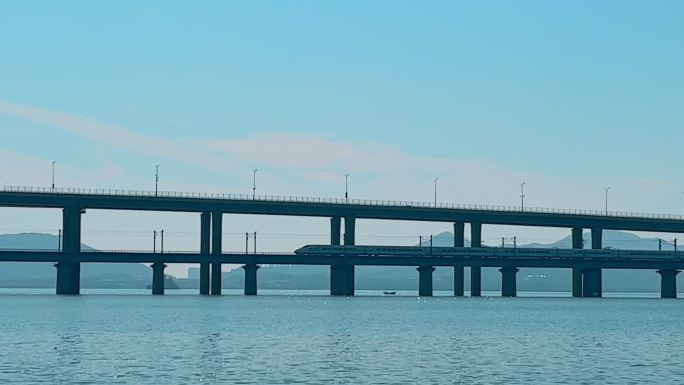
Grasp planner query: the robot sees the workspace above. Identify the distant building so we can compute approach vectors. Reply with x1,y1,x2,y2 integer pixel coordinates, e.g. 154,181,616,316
188,267,200,280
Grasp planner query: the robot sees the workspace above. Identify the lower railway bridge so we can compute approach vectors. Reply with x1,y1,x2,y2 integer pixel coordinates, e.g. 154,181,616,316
0,247,680,298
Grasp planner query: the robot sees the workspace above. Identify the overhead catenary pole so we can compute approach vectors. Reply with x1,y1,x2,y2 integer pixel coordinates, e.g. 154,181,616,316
253,231,257,254
153,230,157,253
434,178,439,206
160,230,164,254
604,187,611,214
245,232,249,253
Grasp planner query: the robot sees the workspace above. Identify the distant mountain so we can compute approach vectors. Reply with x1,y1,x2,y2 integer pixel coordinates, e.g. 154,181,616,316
0,233,178,289
219,230,681,292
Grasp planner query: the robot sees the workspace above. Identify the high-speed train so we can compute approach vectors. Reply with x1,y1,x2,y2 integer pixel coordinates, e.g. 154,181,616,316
294,245,680,260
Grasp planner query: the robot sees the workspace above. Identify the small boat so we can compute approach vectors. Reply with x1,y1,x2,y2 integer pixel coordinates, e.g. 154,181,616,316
383,291,396,295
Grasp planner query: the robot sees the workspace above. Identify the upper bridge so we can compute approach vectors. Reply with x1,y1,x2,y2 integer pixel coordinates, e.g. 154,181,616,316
2,186,684,232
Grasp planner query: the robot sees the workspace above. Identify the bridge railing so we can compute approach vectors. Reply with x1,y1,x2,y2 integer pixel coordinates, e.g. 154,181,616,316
2,185,684,221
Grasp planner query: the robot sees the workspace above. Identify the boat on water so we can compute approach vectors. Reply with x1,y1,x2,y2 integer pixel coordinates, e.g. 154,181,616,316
383,291,396,295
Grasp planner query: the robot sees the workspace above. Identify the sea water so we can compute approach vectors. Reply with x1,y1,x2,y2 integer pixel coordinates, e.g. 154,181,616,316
0,289,682,384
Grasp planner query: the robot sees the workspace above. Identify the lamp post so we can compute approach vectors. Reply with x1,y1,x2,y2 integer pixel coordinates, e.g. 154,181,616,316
345,173,350,200
434,178,439,206
155,164,159,196
520,182,526,211
51,161,56,192
604,187,611,215
252,169,258,199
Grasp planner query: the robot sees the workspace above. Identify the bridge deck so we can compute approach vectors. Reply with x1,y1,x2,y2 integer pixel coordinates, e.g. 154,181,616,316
2,187,684,232
1,250,682,269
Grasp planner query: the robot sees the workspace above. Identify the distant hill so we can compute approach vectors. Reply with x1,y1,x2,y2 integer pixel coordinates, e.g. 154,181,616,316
0,233,178,289
219,230,681,292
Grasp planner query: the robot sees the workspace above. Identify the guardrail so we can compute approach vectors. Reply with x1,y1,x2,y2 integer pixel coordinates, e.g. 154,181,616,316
2,185,684,221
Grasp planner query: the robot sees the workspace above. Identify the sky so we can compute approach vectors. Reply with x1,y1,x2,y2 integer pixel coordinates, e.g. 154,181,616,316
1,1,683,276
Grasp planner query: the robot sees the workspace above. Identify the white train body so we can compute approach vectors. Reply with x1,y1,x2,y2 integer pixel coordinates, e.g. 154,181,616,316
294,245,678,259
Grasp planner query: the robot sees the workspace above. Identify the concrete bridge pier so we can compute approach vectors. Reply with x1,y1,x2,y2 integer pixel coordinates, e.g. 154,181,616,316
330,264,355,296
152,263,166,295
591,227,603,250
56,206,83,295
454,265,465,297
571,227,583,297
417,265,435,297
582,268,602,297
469,222,482,296
470,266,482,297
452,222,466,297
657,269,679,299
199,212,211,295
331,216,355,296
470,221,482,248
572,268,583,297
244,264,260,295
211,211,223,296
55,262,80,295
500,267,518,297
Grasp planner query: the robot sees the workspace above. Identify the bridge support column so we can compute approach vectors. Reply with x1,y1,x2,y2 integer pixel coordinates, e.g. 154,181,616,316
453,221,465,297
454,222,465,247
582,268,602,297
330,217,341,245
500,267,518,297
56,206,83,295
331,216,355,296
417,266,435,297
152,263,166,295
572,268,583,298
243,264,259,295
470,221,482,248
591,227,603,250
572,227,583,249
470,266,482,297
200,212,211,295
330,264,355,296
55,262,80,295
454,265,464,297
571,228,584,297
211,211,223,296
657,269,679,299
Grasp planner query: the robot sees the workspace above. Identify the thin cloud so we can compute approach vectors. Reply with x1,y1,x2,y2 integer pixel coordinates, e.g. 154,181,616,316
0,100,240,174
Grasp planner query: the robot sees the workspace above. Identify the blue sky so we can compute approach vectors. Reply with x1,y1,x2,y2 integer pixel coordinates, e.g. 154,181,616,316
1,1,683,275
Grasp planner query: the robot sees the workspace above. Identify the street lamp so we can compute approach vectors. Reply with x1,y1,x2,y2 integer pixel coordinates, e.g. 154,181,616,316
51,161,56,192
434,177,439,206
345,173,350,200
155,164,159,196
252,169,258,199
604,187,611,214
520,182,526,211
